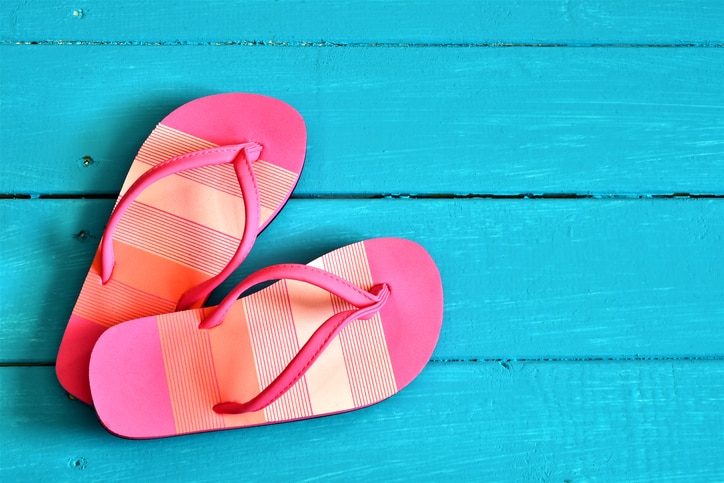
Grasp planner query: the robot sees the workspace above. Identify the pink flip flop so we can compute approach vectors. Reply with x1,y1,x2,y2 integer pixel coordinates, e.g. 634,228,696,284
88,238,443,439
57,93,306,404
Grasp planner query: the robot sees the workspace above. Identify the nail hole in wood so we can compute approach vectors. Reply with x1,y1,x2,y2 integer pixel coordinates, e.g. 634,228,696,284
79,155,95,167
68,457,87,470
73,230,95,242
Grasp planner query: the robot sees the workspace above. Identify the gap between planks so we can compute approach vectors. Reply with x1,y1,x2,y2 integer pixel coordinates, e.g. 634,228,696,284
2,193,724,200
3,40,724,48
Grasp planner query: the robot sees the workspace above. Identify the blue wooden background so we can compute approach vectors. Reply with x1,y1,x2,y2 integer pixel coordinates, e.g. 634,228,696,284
1,1,723,481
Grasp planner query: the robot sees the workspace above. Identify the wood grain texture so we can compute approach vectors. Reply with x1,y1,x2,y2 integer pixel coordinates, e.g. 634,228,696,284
2,1,723,480
2,198,722,363
2,363,723,481
2,46,723,196
2,0,723,44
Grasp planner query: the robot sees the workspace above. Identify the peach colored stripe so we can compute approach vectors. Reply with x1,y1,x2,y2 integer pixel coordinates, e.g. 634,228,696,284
254,160,299,212
72,272,176,329
324,242,372,317
121,124,217,195
182,163,243,199
136,124,299,212
321,242,398,406
136,124,218,166
125,163,247,238
114,201,240,275
285,274,355,416
157,310,226,435
169,159,297,210
208,303,268,427
136,126,242,199
244,281,313,422
323,242,373,292
339,314,397,407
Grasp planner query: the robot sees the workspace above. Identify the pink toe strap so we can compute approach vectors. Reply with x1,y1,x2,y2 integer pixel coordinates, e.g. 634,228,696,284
202,263,390,415
99,142,262,310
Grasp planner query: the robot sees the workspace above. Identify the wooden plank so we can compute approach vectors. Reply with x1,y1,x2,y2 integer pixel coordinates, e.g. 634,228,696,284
2,45,723,196
2,198,722,363
2,362,722,480
0,199,113,362
2,1,723,44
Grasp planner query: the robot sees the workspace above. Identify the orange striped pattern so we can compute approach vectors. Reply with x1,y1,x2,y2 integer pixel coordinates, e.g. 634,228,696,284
338,314,397,407
134,124,299,225
157,309,226,434
114,201,240,276
135,124,218,169
76,122,299,332
244,280,313,422
186,163,242,198
323,242,374,292
153,244,398,432
73,272,176,329
135,124,240,198
321,242,398,407
254,160,299,213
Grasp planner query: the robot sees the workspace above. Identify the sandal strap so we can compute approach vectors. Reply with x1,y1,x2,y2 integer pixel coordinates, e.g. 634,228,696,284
99,142,263,310
201,263,390,415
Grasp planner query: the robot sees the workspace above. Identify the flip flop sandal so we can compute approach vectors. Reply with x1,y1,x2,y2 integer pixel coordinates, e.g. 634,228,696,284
88,238,443,439
57,93,307,404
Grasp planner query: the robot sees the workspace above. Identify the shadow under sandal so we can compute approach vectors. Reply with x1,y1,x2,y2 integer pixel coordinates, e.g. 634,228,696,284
56,93,307,404
88,238,444,439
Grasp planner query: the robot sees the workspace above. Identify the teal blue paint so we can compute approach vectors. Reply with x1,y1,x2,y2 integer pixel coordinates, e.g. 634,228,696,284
2,0,723,44
0,199,113,362
2,364,723,480
2,1,723,480
2,198,723,362
2,46,723,195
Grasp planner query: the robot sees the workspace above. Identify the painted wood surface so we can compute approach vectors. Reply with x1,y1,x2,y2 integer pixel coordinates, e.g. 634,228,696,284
2,363,723,481
1,0,723,481
3,0,723,44
2,198,723,362
2,46,724,195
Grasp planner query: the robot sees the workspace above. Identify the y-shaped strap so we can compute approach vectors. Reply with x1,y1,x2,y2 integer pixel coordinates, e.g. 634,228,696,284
100,142,263,311
200,263,391,415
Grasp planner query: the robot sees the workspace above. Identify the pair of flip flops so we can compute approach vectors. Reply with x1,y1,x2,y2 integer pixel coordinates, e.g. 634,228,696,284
55,93,444,439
